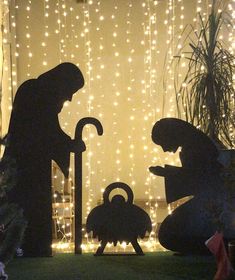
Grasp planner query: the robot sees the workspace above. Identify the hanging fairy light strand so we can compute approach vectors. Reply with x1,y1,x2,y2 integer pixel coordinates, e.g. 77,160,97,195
8,0,18,96
42,0,49,67
90,0,106,205
25,0,32,77
110,3,122,183
82,1,98,252
1,0,14,138
141,0,156,249
227,1,235,145
125,0,136,196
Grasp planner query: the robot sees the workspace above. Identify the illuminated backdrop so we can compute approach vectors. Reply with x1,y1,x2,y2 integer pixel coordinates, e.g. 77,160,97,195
1,0,234,251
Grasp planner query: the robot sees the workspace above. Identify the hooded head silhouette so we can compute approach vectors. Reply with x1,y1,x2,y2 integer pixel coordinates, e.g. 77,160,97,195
151,118,186,152
38,62,85,112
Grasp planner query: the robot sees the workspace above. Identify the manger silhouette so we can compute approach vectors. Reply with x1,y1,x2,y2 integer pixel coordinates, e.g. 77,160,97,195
86,182,152,256
149,118,235,255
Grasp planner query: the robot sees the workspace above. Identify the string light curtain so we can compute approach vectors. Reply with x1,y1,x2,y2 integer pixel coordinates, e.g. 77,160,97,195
2,0,235,252
1,0,17,138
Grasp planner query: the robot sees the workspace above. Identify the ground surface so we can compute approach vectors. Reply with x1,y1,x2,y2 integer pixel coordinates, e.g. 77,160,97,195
7,252,217,280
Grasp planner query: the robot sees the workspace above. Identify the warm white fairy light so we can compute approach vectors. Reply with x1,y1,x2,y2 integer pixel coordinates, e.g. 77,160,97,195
227,2,235,55
51,163,74,247
140,0,159,245
78,2,99,251
25,0,32,77
126,3,136,193
196,0,202,13
9,2,18,95
0,0,18,138
227,1,235,145
108,3,123,183
41,0,49,67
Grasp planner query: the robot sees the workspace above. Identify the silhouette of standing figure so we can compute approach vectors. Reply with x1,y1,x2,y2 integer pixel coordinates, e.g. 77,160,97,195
149,118,228,254
5,62,86,257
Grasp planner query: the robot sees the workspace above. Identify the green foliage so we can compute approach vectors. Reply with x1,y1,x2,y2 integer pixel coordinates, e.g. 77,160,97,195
0,157,17,198
175,0,235,148
0,154,27,265
7,253,216,280
0,207,26,265
223,152,235,203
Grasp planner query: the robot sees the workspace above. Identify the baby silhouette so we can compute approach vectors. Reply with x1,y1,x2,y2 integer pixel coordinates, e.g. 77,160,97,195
5,62,85,256
149,118,233,254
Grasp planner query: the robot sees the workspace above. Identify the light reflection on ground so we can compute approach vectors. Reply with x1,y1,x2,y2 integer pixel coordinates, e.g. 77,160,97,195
52,239,167,254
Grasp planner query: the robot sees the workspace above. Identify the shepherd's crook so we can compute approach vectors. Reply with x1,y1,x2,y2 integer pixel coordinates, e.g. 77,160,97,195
74,117,103,254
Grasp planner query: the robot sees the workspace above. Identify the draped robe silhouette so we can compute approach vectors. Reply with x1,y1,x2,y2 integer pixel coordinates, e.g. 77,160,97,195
149,118,235,254
5,63,85,256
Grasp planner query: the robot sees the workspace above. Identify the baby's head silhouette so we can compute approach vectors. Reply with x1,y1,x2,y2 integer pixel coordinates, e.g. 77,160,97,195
38,62,84,112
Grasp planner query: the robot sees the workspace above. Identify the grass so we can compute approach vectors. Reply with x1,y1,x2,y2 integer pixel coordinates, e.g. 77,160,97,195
6,252,217,280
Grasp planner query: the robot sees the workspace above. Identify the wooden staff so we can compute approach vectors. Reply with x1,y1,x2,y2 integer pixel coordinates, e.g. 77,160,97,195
74,117,103,254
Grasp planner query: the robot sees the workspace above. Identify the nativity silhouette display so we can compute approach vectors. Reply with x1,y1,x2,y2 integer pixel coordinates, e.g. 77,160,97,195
5,62,235,257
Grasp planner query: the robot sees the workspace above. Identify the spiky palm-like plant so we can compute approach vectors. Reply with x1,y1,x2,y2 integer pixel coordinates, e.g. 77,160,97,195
175,0,235,148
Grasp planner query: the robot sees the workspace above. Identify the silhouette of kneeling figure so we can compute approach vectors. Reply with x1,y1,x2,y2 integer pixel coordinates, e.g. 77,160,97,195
86,182,152,255
5,62,86,257
149,118,229,255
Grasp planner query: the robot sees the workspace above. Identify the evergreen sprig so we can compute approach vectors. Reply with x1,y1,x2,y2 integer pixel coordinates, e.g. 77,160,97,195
0,142,27,265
